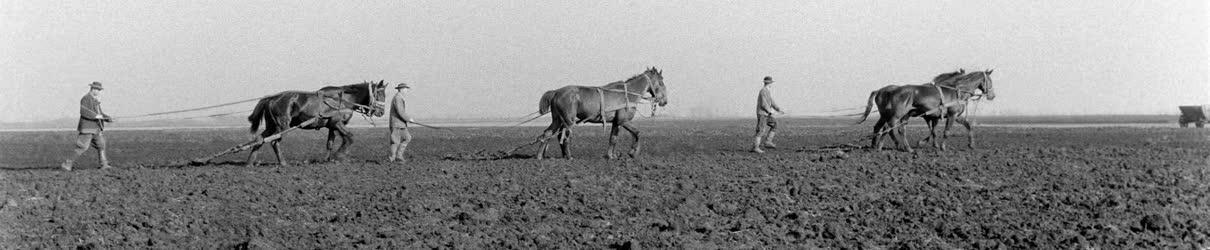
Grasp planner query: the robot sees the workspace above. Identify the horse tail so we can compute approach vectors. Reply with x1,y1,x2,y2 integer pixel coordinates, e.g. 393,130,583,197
248,98,269,134
856,90,879,124
538,90,556,115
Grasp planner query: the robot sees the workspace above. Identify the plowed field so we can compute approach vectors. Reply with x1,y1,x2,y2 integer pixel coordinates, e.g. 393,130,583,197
2,119,1208,248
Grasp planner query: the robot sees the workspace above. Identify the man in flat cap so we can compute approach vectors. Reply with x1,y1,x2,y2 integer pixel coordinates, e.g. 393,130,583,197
753,76,784,153
62,82,114,170
387,83,414,163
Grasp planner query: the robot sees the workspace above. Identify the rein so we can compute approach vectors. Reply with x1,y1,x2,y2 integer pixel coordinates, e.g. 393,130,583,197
929,71,992,117
594,74,662,113
592,73,662,131
934,83,983,99
318,83,384,125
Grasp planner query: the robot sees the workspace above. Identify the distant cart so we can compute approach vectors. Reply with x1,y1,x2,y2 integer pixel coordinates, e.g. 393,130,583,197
1178,105,1209,128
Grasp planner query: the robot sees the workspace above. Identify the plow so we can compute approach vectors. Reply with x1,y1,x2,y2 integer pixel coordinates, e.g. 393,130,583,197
167,117,321,167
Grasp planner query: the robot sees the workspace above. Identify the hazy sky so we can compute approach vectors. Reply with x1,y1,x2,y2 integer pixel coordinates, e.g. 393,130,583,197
2,0,1207,122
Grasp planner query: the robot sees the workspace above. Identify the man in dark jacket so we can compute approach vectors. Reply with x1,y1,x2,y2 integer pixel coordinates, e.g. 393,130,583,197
388,83,413,163
62,82,114,171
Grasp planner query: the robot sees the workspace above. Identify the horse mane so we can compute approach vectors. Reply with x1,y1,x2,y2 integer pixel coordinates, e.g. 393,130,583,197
317,81,375,93
602,68,660,88
950,70,987,86
932,69,965,85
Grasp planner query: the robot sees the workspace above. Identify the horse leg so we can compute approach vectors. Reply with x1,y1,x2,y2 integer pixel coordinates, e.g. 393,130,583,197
270,139,289,167
606,122,620,159
890,117,913,153
537,121,559,159
897,117,912,149
917,118,934,147
246,144,263,167
333,124,354,161
917,118,938,149
325,129,338,161
942,116,955,139
872,118,887,151
246,121,277,167
928,118,944,150
621,123,641,158
537,131,551,160
559,128,573,159
956,117,976,149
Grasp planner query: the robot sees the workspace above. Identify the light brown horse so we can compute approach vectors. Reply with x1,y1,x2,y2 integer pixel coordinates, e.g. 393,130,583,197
857,70,995,152
536,67,669,159
918,70,997,149
246,81,387,166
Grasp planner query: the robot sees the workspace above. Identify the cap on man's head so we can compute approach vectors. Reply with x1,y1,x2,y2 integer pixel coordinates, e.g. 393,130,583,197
395,83,410,89
763,76,774,83
89,81,104,90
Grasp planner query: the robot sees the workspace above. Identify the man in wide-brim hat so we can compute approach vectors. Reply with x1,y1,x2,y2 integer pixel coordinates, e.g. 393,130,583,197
388,83,414,163
62,81,114,171
753,76,784,153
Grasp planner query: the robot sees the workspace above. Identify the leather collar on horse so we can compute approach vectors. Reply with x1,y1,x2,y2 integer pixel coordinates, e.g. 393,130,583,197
317,83,384,117
595,73,660,118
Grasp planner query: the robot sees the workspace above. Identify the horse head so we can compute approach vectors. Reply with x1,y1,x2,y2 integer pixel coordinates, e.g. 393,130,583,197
646,67,668,107
978,69,995,100
354,80,387,117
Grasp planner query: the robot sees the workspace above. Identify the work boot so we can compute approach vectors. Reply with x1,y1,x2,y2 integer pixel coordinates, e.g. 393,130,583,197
751,137,765,154
60,160,74,171
762,132,778,149
99,154,112,170
99,152,112,170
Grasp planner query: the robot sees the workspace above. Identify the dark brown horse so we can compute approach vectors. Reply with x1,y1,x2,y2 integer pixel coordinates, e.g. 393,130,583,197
536,67,668,159
856,70,965,147
246,81,387,166
857,70,996,152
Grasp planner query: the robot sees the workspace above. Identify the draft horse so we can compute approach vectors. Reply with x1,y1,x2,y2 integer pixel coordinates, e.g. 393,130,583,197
858,69,996,152
246,81,387,166
536,67,669,159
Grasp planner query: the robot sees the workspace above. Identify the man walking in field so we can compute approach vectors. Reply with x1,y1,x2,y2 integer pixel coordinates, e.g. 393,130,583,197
62,82,114,171
388,83,414,163
753,76,784,153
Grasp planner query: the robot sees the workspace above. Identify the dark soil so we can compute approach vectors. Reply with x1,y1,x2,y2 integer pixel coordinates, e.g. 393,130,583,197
1,119,1208,248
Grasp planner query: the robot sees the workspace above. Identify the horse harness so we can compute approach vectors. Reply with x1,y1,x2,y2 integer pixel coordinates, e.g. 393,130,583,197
594,74,658,120
928,82,980,117
318,82,384,121
589,74,659,132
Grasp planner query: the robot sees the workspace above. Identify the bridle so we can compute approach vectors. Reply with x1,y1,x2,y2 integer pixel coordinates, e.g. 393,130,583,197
320,83,385,117
593,72,665,122
934,72,989,100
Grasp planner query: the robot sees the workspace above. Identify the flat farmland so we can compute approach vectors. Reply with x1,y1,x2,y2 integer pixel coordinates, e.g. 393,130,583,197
1,118,1208,248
